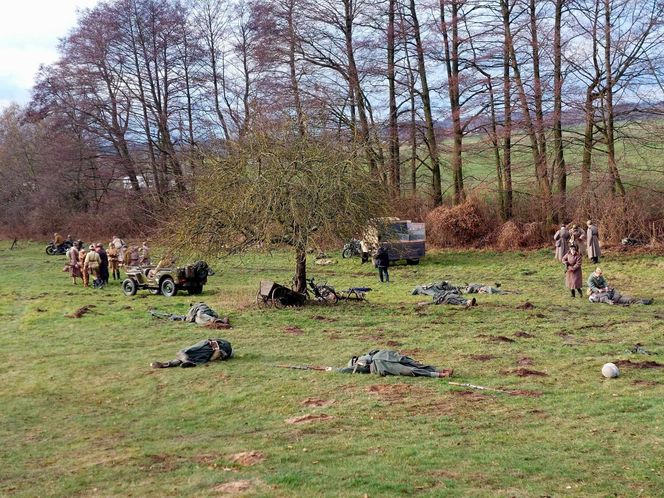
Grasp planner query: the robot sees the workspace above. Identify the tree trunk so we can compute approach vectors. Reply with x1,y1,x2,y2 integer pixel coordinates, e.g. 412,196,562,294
387,0,400,194
440,0,465,204
294,245,307,294
287,0,306,138
552,0,567,221
343,0,377,174
603,0,625,198
409,0,443,206
581,87,595,192
502,27,513,220
501,0,552,222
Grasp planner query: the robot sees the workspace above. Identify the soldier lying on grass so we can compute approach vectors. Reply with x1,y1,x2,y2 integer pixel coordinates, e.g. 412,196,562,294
338,349,453,378
587,268,653,306
151,338,233,368
150,302,231,328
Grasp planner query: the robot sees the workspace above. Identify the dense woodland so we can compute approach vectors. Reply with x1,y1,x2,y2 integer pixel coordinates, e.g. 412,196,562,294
2,0,664,244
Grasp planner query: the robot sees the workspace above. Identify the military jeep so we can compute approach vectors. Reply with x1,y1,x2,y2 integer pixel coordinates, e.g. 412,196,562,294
121,261,212,297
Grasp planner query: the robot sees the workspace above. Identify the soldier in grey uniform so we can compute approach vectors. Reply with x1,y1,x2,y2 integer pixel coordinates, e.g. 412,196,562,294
150,302,231,327
151,338,233,368
338,349,453,377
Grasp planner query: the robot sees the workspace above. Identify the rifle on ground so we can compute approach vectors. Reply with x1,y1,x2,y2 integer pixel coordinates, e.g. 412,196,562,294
276,365,521,394
276,364,333,371
446,381,516,395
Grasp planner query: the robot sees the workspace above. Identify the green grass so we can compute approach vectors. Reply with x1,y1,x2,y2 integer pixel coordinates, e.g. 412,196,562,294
1,242,663,497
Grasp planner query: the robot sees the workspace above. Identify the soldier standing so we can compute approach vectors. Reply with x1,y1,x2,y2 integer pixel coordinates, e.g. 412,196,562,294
586,220,601,264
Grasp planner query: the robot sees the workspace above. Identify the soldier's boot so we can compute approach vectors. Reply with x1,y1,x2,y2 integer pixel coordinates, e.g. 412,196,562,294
151,359,182,368
570,289,576,298
180,361,196,368
577,288,582,297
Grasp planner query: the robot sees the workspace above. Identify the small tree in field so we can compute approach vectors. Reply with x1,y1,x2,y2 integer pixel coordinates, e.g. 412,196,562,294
167,128,388,293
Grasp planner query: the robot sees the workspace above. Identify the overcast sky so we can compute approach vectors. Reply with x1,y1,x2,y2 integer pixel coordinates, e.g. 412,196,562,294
0,0,100,109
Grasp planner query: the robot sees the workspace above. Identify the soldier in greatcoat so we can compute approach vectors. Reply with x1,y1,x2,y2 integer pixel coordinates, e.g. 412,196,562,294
562,244,583,297
338,350,453,377
554,224,570,262
586,220,601,264
151,338,233,368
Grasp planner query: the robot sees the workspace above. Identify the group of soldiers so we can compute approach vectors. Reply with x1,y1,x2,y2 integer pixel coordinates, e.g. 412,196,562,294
64,234,151,288
553,222,652,305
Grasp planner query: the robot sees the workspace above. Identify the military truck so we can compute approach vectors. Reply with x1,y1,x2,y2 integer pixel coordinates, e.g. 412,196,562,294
122,261,212,297
362,218,426,265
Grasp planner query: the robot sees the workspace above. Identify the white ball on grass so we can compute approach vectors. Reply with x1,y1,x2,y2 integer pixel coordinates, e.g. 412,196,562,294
602,363,620,378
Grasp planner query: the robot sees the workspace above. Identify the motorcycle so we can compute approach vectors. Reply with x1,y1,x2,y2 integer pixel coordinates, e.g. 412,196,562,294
46,239,75,256
342,239,362,259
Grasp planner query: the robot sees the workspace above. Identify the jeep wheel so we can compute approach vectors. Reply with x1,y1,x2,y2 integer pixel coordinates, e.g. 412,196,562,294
161,277,178,297
122,278,138,296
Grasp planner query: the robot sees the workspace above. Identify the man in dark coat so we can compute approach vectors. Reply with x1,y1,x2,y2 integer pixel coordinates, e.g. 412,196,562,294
375,244,390,283
95,243,109,285
338,349,453,377
151,338,233,368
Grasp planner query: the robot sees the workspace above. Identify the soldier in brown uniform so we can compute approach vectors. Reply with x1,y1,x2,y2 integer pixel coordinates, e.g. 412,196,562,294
78,245,89,288
107,243,120,280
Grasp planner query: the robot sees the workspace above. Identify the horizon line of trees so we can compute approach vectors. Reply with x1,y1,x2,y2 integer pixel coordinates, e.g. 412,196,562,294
2,0,664,238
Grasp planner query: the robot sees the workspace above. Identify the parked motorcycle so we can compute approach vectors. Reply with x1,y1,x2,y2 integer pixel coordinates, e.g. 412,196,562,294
342,239,362,259
45,239,74,256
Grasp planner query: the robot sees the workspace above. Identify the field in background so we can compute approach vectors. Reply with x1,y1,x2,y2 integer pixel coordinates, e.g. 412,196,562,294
403,123,664,198
1,242,663,496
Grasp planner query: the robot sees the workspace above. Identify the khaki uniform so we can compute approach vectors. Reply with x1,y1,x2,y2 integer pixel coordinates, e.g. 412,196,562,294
84,250,101,280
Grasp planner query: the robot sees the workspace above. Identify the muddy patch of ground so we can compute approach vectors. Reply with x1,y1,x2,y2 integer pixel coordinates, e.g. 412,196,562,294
229,451,265,467
516,301,534,310
385,340,402,347
477,334,515,343
285,413,334,424
517,357,534,366
514,331,534,338
508,368,548,377
311,315,338,322
613,359,664,369
632,379,660,386
65,304,95,318
469,354,496,361
283,326,304,335
301,398,335,408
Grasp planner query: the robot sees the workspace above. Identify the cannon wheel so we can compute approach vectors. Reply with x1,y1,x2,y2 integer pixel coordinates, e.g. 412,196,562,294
319,286,339,305
270,287,289,309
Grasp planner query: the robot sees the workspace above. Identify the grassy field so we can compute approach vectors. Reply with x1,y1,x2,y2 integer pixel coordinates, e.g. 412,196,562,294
404,122,664,197
1,242,663,497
